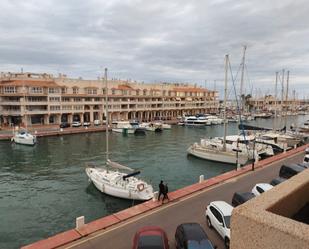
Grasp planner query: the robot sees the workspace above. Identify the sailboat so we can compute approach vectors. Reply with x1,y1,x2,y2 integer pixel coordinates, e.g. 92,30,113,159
85,68,154,201
11,83,37,146
187,54,257,165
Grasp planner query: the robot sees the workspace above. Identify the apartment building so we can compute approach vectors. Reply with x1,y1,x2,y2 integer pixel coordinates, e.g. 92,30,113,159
0,72,219,126
248,95,301,112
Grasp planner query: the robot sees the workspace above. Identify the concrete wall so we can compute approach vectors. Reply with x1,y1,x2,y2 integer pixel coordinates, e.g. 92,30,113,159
231,169,309,249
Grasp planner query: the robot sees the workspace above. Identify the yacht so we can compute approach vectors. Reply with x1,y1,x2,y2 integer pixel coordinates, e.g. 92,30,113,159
11,129,37,146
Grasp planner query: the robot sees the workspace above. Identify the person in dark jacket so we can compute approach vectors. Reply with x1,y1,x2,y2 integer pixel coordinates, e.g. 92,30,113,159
162,183,169,203
158,180,164,201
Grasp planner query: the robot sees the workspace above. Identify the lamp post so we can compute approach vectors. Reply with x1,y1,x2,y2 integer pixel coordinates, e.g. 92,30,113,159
252,138,256,171
233,138,241,170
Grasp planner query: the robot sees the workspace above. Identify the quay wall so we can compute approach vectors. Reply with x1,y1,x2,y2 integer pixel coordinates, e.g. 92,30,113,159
21,144,309,249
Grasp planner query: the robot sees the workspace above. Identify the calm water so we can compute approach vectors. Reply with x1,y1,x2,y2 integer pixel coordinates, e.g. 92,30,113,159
0,115,308,248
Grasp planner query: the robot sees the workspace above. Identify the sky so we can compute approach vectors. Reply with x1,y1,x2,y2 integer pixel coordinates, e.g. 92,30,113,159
0,0,308,98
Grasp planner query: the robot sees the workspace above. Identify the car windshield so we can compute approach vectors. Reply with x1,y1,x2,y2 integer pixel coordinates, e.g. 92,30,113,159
187,239,214,249
224,216,231,228
137,235,164,249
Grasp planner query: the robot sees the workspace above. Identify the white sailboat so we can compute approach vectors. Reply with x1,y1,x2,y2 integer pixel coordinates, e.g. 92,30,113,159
11,84,37,146
85,68,154,201
188,55,254,165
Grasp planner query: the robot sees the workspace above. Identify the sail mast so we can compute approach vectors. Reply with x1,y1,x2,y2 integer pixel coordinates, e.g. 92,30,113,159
273,72,278,131
240,45,247,111
280,69,285,120
223,54,228,151
104,68,109,162
284,70,289,129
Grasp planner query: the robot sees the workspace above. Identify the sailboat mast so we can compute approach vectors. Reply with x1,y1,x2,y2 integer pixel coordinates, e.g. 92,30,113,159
273,72,278,131
223,54,228,151
284,70,289,129
280,69,285,119
104,68,109,161
240,45,247,111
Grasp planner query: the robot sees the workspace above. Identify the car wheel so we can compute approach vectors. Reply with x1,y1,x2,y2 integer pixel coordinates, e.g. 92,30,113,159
206,216,212,228
225,237,230,249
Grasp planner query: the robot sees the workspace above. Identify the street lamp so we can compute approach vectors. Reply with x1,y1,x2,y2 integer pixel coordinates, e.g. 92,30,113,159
233,139,241,170
252,138,256,171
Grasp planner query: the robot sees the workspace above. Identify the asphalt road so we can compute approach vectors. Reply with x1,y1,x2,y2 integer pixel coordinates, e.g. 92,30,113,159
61,153,304,249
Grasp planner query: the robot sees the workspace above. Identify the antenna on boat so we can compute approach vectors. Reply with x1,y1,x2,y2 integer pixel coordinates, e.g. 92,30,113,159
223,54,229,151
104,68,109,164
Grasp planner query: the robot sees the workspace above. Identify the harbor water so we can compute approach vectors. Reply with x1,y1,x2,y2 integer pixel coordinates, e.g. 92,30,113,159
0,115,308,249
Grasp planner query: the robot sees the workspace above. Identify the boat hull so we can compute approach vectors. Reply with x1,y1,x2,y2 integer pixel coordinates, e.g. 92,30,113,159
187,145,249,165
85,168,153,201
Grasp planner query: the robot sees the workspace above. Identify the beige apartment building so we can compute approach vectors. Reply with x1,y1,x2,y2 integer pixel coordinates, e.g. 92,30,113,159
0,72,219,126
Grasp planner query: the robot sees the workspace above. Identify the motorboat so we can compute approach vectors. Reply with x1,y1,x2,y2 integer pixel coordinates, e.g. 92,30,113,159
86,160,153,201
112,121,137,134
11,130,37,146
153,121,171,129
206,115,224,125
140,122,163,132
182,116,208,126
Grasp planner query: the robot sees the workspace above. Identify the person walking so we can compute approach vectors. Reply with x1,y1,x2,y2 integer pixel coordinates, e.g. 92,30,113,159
162,183,169,203
158,180,164,201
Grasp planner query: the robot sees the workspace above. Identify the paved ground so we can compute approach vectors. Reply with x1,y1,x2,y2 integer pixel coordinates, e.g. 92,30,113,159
59,152,304,249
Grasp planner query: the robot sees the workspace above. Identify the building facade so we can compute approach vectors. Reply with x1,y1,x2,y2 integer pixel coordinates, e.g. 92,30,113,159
0,72,219,126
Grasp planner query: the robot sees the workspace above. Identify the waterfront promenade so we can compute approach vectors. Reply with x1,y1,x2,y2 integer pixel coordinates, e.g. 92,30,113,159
22,144,308,249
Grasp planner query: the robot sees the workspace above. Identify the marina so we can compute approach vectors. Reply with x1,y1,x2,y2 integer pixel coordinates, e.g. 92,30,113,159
0,115,308,249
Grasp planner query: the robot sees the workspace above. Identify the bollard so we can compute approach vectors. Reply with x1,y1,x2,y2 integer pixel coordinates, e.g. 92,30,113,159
152,191,159,202
199,175,204,183
60,128,63,132
294,144,297,149
236,163,241,171
34,130,37,134
255,155,259,163
76,216,85,230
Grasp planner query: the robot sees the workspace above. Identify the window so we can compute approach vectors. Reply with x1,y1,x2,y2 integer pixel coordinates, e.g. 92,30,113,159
4,86,16,93
50,106,60,110
86,88,97,95
61,88,67,94
73,87,79,94
48,88,60,94
210,206,223,223
49,97,60,102
256,186,264,194
62,97,70,102
30,87,43,93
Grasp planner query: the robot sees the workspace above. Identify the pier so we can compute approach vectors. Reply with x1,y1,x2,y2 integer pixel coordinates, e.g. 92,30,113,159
21,144,308,249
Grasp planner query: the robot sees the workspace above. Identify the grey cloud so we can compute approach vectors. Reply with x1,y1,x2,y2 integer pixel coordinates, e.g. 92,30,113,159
0,0,309,97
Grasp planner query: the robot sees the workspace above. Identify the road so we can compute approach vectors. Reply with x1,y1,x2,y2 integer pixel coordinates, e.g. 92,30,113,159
60,153,304,249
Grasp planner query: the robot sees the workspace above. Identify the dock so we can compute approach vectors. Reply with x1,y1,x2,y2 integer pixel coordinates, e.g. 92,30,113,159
21,144,308,249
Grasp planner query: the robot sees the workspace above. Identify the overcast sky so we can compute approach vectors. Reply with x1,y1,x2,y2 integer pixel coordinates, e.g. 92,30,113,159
0,0,308,98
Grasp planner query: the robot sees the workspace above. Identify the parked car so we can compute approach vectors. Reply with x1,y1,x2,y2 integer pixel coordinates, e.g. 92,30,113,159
205,201,233,248
132,226,169,249
279,164,305,179
302,155,309,164
305,147,309,154
59,122,70,128
175,223,215,249
231,192,255,207
72,121,82,127
251,183,273,196
297,158,309,169
94,119,101,126
270,177,287,186
83,122,91,127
